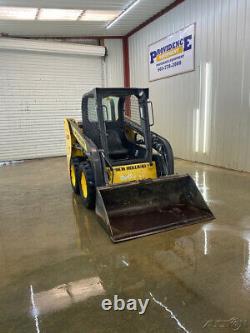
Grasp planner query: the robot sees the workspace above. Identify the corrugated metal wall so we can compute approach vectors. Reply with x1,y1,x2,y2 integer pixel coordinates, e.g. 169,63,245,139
129,0,250,172
104,39,124,87
0,45,103,161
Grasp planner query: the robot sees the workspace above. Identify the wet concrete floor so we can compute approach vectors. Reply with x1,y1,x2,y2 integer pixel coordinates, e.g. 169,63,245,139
0,157,250,333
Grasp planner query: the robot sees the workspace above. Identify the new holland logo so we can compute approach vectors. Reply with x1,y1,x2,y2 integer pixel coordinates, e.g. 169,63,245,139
115,164,149,172
149,34,193,65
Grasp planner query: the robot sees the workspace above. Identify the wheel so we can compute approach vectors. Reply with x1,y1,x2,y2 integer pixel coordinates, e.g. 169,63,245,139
78,161,96,209
70,157,80,194
153,154,165,177
164,139,174,175
153,143,174,176
152,136,174,175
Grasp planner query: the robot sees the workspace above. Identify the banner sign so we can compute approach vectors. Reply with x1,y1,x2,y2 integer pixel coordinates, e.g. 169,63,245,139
148,24,195,81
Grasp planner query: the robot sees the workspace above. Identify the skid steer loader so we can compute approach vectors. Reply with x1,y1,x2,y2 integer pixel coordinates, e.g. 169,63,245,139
64,88,214,242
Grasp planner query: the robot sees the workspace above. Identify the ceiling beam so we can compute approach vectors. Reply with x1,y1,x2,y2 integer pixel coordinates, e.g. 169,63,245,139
126,0,185,37
0,33,123,39
0,1,184,40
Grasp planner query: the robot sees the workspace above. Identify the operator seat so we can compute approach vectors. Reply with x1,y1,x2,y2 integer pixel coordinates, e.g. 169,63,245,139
106,128,129,159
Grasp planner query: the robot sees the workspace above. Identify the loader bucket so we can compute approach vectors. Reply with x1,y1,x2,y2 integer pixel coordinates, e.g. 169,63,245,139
95,174,215,242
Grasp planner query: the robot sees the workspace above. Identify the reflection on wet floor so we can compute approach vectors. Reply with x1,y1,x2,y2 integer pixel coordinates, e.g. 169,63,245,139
32,276,105,316
0,157,250,332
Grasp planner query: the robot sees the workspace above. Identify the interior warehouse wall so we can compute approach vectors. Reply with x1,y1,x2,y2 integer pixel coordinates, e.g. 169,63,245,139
104,39,124,87
129,0,250,172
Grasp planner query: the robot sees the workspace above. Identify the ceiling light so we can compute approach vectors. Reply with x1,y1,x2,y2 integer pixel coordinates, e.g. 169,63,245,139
0,6,37,20
0,7,122,22
80,10,120,21
38,8,83,21
106,0,140,29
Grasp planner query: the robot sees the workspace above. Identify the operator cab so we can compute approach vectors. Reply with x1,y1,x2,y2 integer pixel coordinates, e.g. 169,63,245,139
81,88,154,166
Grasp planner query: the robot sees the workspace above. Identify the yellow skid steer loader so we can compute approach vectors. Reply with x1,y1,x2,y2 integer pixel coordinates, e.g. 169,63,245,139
64,88,214,242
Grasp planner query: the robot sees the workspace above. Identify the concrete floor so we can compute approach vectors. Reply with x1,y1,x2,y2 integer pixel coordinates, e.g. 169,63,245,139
0,157,250,333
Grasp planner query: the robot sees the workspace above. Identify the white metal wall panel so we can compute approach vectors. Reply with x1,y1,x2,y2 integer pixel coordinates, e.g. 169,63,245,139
0,48,103,161
104,39,124,87
129,0,250,172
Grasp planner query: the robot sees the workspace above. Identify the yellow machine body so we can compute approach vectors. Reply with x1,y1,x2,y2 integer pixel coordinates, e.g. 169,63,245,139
64,118,157,186
64,118,84,172
64,86,215,244
107,162,157,185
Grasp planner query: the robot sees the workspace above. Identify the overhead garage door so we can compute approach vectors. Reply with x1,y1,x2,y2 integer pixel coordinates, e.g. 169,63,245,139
0,38,105,161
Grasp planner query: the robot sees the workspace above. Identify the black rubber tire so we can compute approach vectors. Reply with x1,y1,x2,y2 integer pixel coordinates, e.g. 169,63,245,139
70,157,81,195
153,154,165,177
164,139,174,175
152,134,174,175
78,161,96,209
153,140,174,176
